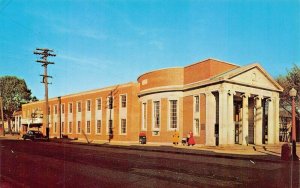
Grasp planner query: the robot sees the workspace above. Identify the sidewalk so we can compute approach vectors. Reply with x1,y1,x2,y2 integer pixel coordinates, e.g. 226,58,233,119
1,134,300,163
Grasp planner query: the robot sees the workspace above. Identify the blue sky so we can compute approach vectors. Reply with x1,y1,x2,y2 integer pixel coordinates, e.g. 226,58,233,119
0,0,299,99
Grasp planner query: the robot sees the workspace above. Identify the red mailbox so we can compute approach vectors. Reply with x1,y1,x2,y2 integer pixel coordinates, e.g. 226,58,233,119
139,132,146,144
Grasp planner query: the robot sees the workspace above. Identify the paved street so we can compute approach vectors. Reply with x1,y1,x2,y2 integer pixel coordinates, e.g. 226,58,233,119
0,139,299,188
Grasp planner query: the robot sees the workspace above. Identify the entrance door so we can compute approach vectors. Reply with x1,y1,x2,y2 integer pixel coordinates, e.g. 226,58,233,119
215,123,219,146
248,98,255,144
234,100,242,144
262,99,268,144
235,123,239,144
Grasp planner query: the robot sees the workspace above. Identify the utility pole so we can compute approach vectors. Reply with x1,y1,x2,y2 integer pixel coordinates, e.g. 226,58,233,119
108,91,113,142
34,48,56,140
0,96,5,136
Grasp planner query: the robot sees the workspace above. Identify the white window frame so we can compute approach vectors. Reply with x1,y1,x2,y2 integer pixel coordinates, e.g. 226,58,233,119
54,122,57,133
141,102,147,131
77,101,82,113
61,121,65,134
152,100,161,131
194,118,200,136
193,94,201,136
96,98,102,111
168,99,178,130
86,99,91,112
54,105,58,115
61,103,65,114
120,94,127,108
77,121,81,134
96,119,102,135
120,118,127,135
194,95,200,113
68,102,73,114
68,121,72,134
86,120,91,134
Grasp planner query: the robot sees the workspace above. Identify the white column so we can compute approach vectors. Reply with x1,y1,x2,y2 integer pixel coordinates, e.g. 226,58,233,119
205,92,216,146
274,96,280,144
268,98,275,144
242,93,250,145
227,90,235,145
219,90,228,145
255,96,263,145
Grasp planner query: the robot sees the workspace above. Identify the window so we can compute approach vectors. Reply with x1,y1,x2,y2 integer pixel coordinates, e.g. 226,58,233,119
96,120,101,134
48,107,50,115
77,102,81,112
54,105,57,114
62,122,65,133
77,121,81,134
142,103,147,130
86,120,91,134
194,118,200,136
108,96,113,109
169,100,177,129
121,95,126,108
153,101,160,129
97,99,101,110
61,104,65,114
54,122,57,133
69,103,73,113
87,100,91,111
194,96,199,112
121,119,126,134
107,120,113,135
68,121,72,134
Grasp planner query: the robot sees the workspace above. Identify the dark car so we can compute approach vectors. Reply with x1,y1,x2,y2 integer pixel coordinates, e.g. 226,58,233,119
22,130,44,140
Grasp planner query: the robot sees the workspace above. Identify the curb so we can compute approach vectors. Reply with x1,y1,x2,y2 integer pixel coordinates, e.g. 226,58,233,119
48,139,289,164
1,136,297,163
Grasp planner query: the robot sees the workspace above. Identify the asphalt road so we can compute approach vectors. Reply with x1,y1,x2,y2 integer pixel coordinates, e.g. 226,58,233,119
0,139,299,188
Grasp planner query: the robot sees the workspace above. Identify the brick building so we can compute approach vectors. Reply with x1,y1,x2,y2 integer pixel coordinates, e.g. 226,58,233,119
21,59,283,146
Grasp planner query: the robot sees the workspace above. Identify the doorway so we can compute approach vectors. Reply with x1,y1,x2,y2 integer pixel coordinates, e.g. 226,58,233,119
234,99,242,144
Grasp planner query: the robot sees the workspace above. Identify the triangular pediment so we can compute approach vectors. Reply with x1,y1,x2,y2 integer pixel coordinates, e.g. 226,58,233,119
227,64,283,91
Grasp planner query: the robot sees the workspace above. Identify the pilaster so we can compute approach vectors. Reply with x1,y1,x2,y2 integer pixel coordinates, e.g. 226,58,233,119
205,92,216,146
255,96,263,145
219,90,228,145
274,96,280,144
268,98,275,144
242,93,250,145
227,90,235,145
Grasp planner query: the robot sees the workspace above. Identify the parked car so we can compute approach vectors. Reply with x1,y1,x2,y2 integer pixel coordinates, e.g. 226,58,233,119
22,130,45,140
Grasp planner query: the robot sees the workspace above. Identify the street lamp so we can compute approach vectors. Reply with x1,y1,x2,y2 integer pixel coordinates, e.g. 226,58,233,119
289,88,298,161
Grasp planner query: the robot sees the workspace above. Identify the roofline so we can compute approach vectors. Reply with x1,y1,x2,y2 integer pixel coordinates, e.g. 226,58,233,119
137,67,183,81
137,58,240,81
184,58,240,69
227,63,284,91
23,81,137,106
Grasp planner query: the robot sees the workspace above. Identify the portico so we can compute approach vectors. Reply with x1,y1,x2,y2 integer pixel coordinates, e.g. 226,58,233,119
204,64,282,146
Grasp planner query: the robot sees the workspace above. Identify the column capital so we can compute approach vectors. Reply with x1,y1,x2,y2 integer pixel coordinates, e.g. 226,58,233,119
227,90,236,96
205,92,213,97
254,95,263,100
265,97,274,102
241,93,250,98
